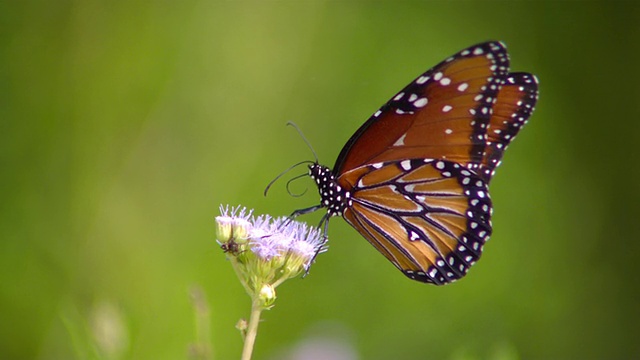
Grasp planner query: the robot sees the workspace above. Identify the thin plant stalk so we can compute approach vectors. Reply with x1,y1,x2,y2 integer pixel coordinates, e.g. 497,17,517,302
229,257,252,296
241,298,264,360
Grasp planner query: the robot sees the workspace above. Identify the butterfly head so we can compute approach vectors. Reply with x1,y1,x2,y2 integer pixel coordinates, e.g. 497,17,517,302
309,163,352,217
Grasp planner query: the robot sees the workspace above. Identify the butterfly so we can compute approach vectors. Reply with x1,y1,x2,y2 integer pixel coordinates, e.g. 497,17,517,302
291,41,538,285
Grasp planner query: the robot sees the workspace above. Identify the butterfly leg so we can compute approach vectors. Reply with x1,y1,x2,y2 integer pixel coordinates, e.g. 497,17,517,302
275,205,325,235
279,203,320,226
288,204,324,219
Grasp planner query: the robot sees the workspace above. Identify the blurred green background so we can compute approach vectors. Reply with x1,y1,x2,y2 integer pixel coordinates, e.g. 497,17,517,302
2,1,640,359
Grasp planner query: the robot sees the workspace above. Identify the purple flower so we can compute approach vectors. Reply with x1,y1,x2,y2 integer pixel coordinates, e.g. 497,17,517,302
216,205,253,243
216,205,327,279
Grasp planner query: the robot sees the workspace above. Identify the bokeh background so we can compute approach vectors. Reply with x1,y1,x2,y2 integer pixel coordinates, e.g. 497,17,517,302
2,1,640,359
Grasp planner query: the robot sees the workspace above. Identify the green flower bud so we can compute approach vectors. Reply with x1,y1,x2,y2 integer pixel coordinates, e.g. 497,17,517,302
232,218,251,242
216,216,234,242
258,284,276,307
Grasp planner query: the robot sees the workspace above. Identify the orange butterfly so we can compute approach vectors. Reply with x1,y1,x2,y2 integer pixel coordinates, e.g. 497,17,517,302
296,41,538,284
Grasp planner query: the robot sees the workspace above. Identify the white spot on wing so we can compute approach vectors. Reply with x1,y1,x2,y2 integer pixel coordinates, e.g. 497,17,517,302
393,133,407,146
414,97,428,108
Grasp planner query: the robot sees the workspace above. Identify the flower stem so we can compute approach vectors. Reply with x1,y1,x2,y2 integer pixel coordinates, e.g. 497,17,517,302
229,257,253,296
241,298,263,360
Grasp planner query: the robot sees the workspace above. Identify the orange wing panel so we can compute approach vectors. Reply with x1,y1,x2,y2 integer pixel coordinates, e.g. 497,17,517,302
334,42,511,175
344,204,432,272
355,186,422,212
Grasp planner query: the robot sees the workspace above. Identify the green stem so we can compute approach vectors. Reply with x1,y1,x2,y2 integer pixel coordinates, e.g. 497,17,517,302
241,298,263,360
271,275,287,288
229,257,253,296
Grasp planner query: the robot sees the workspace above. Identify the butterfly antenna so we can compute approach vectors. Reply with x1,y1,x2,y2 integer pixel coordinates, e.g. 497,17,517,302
287,121,319,163
286,173,309,197
264,160,314,197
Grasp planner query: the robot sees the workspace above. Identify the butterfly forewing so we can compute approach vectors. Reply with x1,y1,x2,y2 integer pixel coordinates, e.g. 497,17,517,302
333,41,510,176
339,159,492,285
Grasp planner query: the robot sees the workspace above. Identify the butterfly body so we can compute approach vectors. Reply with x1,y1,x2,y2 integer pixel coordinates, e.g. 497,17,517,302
305,41,538,285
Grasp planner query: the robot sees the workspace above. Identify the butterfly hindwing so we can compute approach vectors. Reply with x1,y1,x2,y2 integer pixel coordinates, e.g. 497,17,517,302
339,158,492,285
479,72,539,181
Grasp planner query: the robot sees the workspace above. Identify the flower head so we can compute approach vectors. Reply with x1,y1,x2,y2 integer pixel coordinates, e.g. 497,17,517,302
216,205,253,252
215,205,327,307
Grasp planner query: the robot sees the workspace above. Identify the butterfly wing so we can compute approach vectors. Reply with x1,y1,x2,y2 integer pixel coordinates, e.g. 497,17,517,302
339,158,492,285
333,41,511,177
305,41,538,284
480,72,539,180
